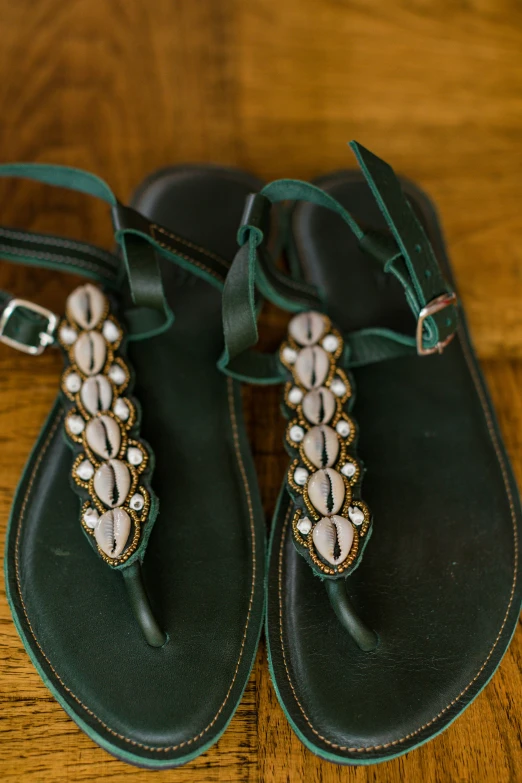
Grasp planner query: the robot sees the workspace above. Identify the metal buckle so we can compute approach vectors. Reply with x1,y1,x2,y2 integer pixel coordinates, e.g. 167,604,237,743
416,292,457,356
0,299,58,355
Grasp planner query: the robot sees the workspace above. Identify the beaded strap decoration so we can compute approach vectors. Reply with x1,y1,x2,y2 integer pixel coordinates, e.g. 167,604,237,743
280,311,372,577
58,284,155,567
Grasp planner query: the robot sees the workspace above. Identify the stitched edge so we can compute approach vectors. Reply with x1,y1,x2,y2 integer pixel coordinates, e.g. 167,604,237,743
152,224,229,272
0,243,117,280
14,376,257,754
277,324,519,754
150,228,225,285
0,227,119,268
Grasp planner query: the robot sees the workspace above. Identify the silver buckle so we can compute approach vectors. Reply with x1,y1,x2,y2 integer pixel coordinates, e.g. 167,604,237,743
0,299,58,355
416,293,457,356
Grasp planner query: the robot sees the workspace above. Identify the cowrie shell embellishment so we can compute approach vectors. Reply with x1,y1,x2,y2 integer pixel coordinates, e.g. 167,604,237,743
60,284,153,565
313,516,354,566
86,416,121,459
74,331,106,376
280,311,371,575
95,509,131,559
67,284,106,330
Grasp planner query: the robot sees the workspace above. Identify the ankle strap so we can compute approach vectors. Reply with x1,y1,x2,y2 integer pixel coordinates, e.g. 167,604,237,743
220,141,458,382
0,163,233,351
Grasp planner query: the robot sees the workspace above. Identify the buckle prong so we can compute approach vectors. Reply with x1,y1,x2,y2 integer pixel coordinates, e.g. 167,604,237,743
416,292,457,356
0,299,58,355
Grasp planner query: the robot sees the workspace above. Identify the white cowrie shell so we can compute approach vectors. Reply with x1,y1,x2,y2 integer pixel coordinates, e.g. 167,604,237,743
289,311,326,346
312,515,354,566
295,346,330,390
95,508,131,558
74,331,106,376
302,387,336,425
307,468,345,516
86,415,121,459
303,425,339,469
67,284,106,330
93,459,131,508
81,375,113,415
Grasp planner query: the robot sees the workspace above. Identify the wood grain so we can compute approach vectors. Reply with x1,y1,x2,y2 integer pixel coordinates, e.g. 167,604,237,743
0,0,521,780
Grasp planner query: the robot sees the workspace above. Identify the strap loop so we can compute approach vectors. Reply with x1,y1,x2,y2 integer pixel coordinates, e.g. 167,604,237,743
220,142,459,382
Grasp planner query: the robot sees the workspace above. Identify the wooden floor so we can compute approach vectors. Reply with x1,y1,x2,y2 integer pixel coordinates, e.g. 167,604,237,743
0,1,521,781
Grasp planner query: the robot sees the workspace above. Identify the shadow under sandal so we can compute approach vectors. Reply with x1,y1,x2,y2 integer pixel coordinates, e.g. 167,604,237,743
2,163,267,767
220,142,522,764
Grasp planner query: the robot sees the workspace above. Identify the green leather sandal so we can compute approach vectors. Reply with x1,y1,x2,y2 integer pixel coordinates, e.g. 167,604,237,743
221,142,522,764
2,164,267,767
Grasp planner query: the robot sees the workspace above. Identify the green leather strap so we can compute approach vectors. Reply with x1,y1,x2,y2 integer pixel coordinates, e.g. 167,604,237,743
0,164,236,347
0,164,174,337
0,225,121,286
325,579,378,651
122,563,166,647
351,141,457,351
220,142,458,382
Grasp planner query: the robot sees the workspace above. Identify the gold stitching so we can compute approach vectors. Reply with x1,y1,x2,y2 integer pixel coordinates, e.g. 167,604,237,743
14,380,257,754
278,325,519,753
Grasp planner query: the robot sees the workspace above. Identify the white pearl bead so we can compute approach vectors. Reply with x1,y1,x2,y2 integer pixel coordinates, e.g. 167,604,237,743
113,398,130,421
293,467,309,486
67,414,85,435
288,386,303,405
336,420,351,438
289,425,305,443
296,517,312,535
108,364,126,385
83,507,99,529
330,378,347,397
282,346,298,365
65,373,82,393
127,447,143,466
102,320,120,343
130,493,145,511
322,334,339,353
60,325,77,345
76,460,94,480
341,462,356,478
348,506,365,525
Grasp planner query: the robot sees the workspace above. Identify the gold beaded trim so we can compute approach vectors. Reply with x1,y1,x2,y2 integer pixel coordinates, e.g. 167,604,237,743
58,283,153,566
280,310,372,576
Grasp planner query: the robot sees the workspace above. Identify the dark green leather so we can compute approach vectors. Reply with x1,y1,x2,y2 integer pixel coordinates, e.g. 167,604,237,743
4,165,267,767
266,170,522,764
220,143,458,383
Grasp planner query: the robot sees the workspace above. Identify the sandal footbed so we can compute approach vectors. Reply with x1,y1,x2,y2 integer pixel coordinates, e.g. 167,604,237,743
266,171,522,763
5,166,266,767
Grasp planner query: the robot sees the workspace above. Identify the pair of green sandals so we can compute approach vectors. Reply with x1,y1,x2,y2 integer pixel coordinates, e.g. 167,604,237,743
2,143,520,768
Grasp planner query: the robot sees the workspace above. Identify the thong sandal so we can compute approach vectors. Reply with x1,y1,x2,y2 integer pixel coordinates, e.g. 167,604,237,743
220,142,522,764
2,164,268,767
